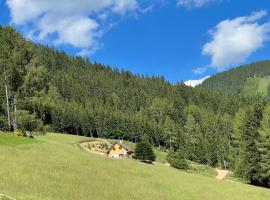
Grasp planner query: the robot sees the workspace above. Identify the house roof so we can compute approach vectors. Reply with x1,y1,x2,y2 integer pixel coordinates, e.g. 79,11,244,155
107,141,134,154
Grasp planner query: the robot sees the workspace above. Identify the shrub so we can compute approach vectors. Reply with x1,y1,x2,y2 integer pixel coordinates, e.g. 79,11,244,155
134,142,156,163
167,150,189,170
14,129,27,137
100,143,109,150
14,110,46,135
0,115,9,131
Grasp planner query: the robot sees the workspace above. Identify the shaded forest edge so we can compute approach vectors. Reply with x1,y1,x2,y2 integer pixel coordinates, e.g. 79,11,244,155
0,25,270,188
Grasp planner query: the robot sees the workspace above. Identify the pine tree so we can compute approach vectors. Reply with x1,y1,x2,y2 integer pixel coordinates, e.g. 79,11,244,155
134,142,156,163
163,116,176,149
230,108,246,169
257,105,270,187
167,149,188,170
235,105,262,185
184,114,207,164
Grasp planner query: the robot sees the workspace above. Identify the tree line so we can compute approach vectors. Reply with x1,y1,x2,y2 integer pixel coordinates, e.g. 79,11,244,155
0,25,269,187
202,60,270,93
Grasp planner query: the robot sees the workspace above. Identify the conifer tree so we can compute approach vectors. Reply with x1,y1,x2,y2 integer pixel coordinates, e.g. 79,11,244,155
167,149,188,170
235,106,262,184
257,105,270,187
134,142,156,163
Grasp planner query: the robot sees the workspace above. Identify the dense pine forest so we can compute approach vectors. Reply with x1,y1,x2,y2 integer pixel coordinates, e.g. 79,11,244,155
201,61,270,94
1,25,270,188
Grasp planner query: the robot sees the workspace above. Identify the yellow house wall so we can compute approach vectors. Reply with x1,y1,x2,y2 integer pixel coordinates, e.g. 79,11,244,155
108,144,128,155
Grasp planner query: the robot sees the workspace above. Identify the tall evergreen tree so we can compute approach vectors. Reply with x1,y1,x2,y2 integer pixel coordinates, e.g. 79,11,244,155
257,105,270,187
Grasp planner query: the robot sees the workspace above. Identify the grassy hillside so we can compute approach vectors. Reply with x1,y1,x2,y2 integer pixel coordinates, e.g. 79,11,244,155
242,76,270,97
0,134,269,200
108,139,216,177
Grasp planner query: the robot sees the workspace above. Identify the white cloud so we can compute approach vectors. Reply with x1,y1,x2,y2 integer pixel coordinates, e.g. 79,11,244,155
176,0,222,8
193,66,208,75
203,10,270,71
6,0,144,54
112,0,138,15
184,76,210,87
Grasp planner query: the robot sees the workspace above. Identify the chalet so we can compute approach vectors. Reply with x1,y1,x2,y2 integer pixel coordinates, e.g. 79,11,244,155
107,141,133,158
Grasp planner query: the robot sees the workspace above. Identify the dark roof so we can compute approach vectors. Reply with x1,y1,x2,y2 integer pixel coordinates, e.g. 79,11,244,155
107,141,134,154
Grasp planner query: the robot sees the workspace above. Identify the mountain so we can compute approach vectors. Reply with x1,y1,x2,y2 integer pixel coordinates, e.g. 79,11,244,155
201,61,270,94
184,76,211,87
0,25,242,168
1,25,270,188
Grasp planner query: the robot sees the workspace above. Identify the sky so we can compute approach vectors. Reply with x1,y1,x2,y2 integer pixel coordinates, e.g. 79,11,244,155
0,0,270,84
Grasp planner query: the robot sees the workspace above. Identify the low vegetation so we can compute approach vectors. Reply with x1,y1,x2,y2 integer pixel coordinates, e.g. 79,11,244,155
0,133,270,200
0,134,37,146
167,150,188,170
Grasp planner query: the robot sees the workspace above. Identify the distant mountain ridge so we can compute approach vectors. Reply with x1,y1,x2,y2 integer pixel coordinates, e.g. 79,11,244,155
184,76,210,87
201,61,270,94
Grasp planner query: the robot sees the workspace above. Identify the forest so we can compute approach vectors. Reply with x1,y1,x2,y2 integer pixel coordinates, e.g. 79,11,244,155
202,60,270,93
0,25,270,188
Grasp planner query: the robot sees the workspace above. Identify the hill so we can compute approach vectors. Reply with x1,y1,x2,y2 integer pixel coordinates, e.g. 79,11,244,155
0,25,243,170
1,25,270,188
242,76,270,98
0,133,270,200
201,61,270,94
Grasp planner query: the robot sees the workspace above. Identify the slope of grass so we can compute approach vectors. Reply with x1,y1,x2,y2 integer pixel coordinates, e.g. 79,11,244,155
258,77,270,95
186,162,216,178
0,134,38,146
108,139,216,177
0,133,270,200
242,76,270,97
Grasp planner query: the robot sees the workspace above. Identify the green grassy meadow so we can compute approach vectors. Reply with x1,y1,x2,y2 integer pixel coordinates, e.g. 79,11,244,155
0,133,270,200
242,76,270,97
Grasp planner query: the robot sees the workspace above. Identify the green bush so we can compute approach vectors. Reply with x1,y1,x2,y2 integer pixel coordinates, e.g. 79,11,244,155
134,142,156,163
167,150,189,170
0,115,9,131
100,143,109,150
14,110,46,135
14,129,27,137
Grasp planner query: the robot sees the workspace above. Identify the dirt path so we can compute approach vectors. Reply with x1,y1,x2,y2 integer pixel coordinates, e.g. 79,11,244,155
215,169,229,180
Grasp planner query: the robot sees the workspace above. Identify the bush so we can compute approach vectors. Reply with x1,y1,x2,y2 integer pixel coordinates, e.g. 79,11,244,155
0,115,9,131
134,142,156,163
167,150,189,170
100,143,109,150
14,129,27,137
14,110,46,134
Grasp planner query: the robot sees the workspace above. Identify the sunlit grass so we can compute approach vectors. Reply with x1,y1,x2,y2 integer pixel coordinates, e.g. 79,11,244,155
0,134,37,146
0,133,269,200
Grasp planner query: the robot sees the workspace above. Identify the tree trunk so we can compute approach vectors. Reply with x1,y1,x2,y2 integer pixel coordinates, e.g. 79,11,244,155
5,84,11,130
169,133,172,149
13,98,17,131
223,157,227,170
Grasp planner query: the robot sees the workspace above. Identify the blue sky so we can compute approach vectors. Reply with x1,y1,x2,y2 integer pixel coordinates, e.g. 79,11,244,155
1,0,270,83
